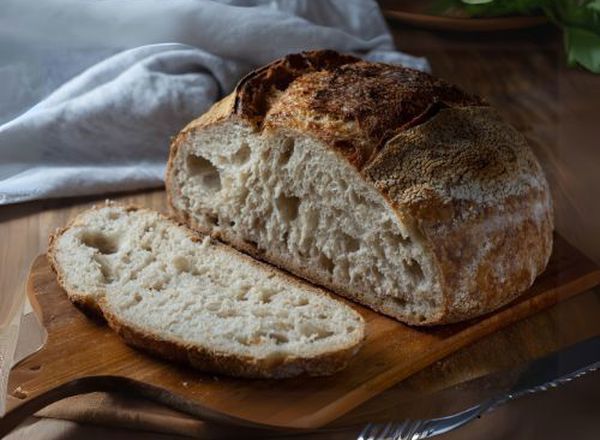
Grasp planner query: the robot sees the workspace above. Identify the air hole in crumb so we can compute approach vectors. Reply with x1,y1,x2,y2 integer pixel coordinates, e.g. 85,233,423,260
342,233,360,253
216,309,238,318
337,259,350,281
261,147,272,160
134,292,142,303
206,214,219,226
372,266,384,285
237,333,266,346
244,239,258,249
300,323,334,340
346,326,356,333
232,142,251,165
305,209,319,231
270,333,289,345
295,298,309,306
81,231,119,255
235,286,251,301
403,259,424,284
349,191,363,206
93,255,114,283
107,211,120,220
191,267,207,277
317,330,334,340
349,192,378,214
206,302,220,312
173,256,191,273
278,138,295,165
372,242,385,258
393,297,407,307
259,288,279,304
148,279,166,291
276,193,300,223
186,154,221,191
252,309,271,318
277,310,290,320
235,336,250,346
388,232,412,247
252,214,266,229
319,254,335,274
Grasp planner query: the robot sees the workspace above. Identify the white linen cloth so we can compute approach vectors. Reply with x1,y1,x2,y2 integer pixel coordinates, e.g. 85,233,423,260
0,0,428,205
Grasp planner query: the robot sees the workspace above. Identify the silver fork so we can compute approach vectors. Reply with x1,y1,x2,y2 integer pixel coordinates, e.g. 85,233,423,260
357,336,600,440
357,400,495,440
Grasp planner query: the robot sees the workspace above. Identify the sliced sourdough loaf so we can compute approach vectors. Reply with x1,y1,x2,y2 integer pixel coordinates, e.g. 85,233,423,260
48,203,365,378
166,50,554,325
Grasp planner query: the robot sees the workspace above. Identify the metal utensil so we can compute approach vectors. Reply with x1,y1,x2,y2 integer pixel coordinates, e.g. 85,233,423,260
357,336,600,440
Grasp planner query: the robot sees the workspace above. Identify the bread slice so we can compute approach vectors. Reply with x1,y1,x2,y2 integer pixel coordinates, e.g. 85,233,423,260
166,50,554,325
48,203,365,378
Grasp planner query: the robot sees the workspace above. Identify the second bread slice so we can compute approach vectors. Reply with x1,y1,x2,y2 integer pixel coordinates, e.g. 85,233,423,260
48,203,364,378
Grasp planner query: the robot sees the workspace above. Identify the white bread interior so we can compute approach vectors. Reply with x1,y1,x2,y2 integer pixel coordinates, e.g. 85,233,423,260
49,204,365,378
169,123,443,324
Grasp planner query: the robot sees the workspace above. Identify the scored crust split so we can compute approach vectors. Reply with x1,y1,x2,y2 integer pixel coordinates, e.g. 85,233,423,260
166,50,553,325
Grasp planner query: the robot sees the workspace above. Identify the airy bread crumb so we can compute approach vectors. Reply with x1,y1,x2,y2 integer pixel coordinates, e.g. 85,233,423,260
48,204,365,378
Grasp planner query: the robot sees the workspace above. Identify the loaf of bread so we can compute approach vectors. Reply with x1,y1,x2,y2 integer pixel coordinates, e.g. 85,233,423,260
166,50,553,325
48,203,365,378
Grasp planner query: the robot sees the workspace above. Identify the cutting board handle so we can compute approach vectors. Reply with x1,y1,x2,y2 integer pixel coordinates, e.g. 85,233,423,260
0,372,299,437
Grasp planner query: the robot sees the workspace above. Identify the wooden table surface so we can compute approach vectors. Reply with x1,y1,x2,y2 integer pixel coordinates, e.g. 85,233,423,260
1,20,600,440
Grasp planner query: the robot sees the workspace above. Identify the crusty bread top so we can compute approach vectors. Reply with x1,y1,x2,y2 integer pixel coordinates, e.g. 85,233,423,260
365,106,549,211
183,50,484,168
177,51,543,205
263,58,484,169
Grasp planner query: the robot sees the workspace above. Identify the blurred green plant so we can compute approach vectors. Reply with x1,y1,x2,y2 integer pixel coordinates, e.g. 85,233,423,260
431,0,600,73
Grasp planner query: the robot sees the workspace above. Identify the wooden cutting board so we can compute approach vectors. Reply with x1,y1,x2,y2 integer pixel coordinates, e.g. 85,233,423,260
4,234,600,432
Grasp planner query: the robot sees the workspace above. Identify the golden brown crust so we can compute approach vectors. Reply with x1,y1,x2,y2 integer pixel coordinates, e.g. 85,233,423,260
365,107,553,323
48,203,365,378
264,61,484,169
102,305,359,379
235,50,360,127
166,50,554,325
